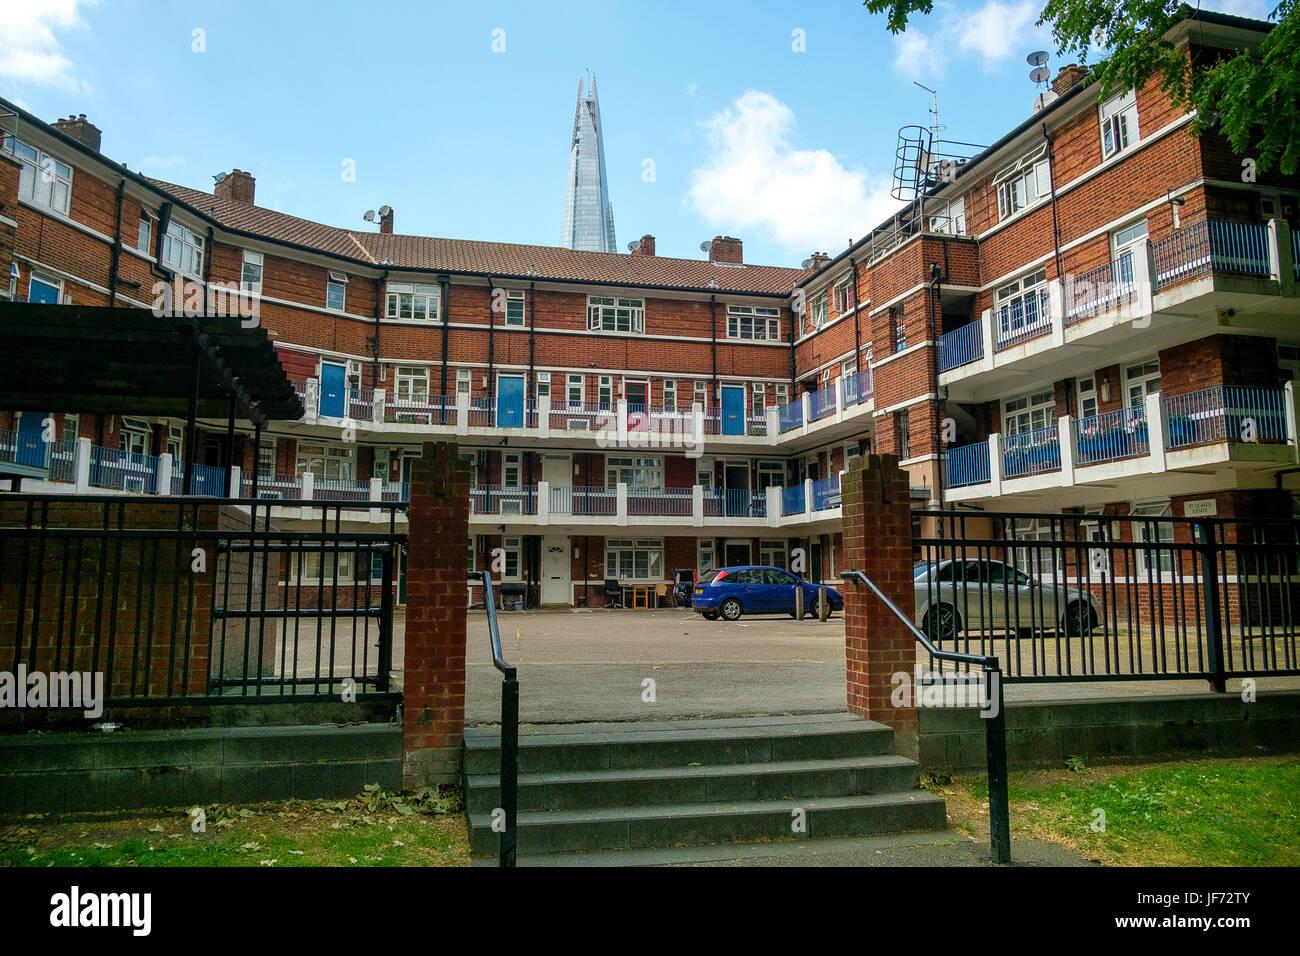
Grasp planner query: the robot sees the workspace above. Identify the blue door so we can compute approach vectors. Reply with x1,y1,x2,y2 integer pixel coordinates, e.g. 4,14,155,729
15,412,48,468
497,375,524,428
320,364,346,418
721,386,745,435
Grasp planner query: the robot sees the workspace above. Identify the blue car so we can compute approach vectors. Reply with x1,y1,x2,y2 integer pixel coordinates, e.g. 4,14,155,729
692,565,844,621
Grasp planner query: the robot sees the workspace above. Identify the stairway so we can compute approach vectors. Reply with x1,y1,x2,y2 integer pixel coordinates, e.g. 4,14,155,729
464,714,947,862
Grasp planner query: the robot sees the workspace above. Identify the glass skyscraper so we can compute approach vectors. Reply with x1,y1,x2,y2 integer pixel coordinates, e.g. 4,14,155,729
560,74,617,253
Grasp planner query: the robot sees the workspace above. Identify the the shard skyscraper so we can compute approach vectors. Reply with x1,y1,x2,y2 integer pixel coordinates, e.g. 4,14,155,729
560,74,617,253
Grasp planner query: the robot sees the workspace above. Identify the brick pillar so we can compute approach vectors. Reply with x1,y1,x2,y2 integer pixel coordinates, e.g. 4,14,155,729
841,453,919,757
402,441,470,787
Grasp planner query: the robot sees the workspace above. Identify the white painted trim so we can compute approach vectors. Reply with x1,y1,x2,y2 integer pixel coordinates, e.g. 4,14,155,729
871,339,934,370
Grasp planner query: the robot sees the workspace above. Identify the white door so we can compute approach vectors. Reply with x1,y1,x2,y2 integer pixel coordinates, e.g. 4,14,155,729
542,454,570,486
541,536,569,605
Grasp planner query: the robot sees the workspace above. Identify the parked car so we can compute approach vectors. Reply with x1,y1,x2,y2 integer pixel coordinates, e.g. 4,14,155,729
913,558,1100,640
692,565,843,621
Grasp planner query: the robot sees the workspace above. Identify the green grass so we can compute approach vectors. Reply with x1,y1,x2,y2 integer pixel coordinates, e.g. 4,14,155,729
951,757,1300,866
0,786,470,868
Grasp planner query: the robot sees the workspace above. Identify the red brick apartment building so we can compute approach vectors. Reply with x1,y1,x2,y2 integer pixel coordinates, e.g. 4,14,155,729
1,8,1297,606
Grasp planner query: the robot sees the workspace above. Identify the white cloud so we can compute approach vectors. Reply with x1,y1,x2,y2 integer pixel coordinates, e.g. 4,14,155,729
0,0,95,90
688,91,901,256
889,0,1046,80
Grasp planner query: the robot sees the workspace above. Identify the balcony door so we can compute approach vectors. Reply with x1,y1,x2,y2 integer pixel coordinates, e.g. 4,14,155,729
496,374,524,428
320,363,347,418
721,385,746,435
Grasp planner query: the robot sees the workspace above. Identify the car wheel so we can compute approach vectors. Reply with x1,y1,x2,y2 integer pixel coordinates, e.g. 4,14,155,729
720,598,743,622
701,610,719,621
1060,601,1095,636
922,604,960,642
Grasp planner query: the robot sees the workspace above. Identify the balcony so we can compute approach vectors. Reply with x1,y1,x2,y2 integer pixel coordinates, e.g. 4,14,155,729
1000,423,1061,479
1165,385,1288,448
938,321,983,373
943,440,991,488
1152,219,1271,289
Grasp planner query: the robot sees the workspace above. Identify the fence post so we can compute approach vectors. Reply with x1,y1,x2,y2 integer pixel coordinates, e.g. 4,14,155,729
616,481,628,526
1049,278,1066,347
305,378,319,424
1058,415,1075,486
373,388,386,426
300,471,314,521
537,480,550,525
155,450,172,496
987,433,1002,497
984,664,1011,863
1197,519,1228,693
1275,218,1296,295
766,485,781,528
537,395,550,439
980,307,996,372
1134,240,1156,319
766,406,779,445
1145,391,1167,473
369,476,383,520
229,465,241,500
1267,218,1283,282
74,437,93,493
692,484,704,526
456,392,469,436
801,393,812,436
1286,380,1299,462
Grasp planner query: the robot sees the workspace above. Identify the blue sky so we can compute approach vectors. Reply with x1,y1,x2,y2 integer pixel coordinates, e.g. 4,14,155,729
0,0,1273,268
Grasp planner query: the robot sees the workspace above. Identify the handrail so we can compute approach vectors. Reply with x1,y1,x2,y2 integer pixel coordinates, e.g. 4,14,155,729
840,568,1010,863
471,569,518,867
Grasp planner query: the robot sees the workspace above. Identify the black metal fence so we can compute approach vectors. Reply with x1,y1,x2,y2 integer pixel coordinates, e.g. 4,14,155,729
914,509,1300,689
0,494,406,708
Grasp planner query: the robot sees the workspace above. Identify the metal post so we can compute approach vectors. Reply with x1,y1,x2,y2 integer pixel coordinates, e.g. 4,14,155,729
183,341,200,495
1198,520,1227,693
377,545,394,691
500,674,519,867
795,584,804,622
225,393,236,498
818,585,829,622
984,662,1011,864
252,424,261,500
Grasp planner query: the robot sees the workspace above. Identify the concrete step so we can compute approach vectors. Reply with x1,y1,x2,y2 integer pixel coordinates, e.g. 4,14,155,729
465,753,920,814
467,791,947,855
463,714,896,775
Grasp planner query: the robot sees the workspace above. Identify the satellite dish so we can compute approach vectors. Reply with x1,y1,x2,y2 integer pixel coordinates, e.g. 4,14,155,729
1027,50,1049,66
1030,66,1051,84
363,210,376,222
213,171,229,184
627,241,639,252
801,258,814,270
378,205,392,217
699,241,712,253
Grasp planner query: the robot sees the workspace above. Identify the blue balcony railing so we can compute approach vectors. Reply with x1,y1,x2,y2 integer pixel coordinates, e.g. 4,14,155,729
778,400,803,433
1074,405,1148,465
781,484,806,515
91,445,158,492
808,384,836,422
628,486,693,517
944,441,991,488
811,475,840,511
938,321,983,372
1153,219,1272,289
170,461,226,496
1001,424,1061,479
1065,256,1136,325
1165,386,1289,448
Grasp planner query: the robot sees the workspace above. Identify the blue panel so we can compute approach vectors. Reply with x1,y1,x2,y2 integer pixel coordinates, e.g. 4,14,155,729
497,376,524,428
29,279,60,305
15,412,48,468
320,364,346,418
721,386,745,435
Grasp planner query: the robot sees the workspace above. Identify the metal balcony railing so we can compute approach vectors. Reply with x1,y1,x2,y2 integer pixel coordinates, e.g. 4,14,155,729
1165,386,1289,448
1001,424,1061,479
938,321,983,372
944,441,991,488
1073,405,1148,465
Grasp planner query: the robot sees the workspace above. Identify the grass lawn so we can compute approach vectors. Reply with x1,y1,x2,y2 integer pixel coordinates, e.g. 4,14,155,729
933,755,1300,866
0,786,471,867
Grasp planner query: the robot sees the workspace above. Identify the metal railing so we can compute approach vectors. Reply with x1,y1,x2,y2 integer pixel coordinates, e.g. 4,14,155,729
782,484,806,515
944,440,991,488
1165,386,1289,448
548,485,615,516
812,475,840,511
938,321,983,372
472,569,517,868
1000,424,1060,479
170,461,226,496
704,488,765,518
993,291,1052,351
471,485,538,516
387,393,455,425
1065,256,1136,325
627,486,693,517
1152,219,1273,289
0,495,404,708
1073,405,1148,465
778,400,803,433
90,446,159,493
841,568,1009,864
808,384,836,422
240,473,303,499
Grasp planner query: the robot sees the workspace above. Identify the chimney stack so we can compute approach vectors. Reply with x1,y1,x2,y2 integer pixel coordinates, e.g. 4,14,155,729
809,251,831,270
380,207,394,235
708,235,743,265
52,114,101,153
215,169,256,205
1052,64,1088,95
630,234,655,256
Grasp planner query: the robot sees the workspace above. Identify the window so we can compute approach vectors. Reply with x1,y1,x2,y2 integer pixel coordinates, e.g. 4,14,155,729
994,144,1050,220
892,306,906,353
536,371,551,401
295,442,355,480
386,282,440,321
598,375,613,410
606,538,664,581
1112,219,1149,286
757,461,784,490
119,418,150,455
1011,518,1061,578
752,383,766,410
929,196,966,235
326,271,348,311
169,424,186,461
662,379,676,411
13,140,72,215
29,274,62,304
502,453,521,487
161,221,204,277
833,277,854,313
138,208,156,253
811,294,828,329
566,374,584,406
294,551,354,583
1004,389,1055,436
587,296,645,333
1099,89,1139,159
697,540,715,575
897,409,911,459
759,539,788,569
1130,499,1173,575
241,251,263,295
694,380,707,408
501,537,521,581
606,456,663,490
63,414,80,444
395,365,429,402
504,289,525,326
773,383,789,407
256,439,274,476
1124,358,1160,408
994,268,1050,343
457,369,472,396
468,536,476,574
1078,376,1097,420
726,305,780,341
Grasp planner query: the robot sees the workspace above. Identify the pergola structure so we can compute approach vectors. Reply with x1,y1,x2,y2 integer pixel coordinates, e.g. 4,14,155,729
0,302,303,492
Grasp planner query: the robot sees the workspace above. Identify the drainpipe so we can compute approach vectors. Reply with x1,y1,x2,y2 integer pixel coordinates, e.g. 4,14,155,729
930,262,946,517
203,226,214,316
849,255,862,365
1043,123,1065,280
487,276,496,408
373,270,388,391
709,295,718,406
527,281,536,399
108,180,124,306
439,274,450,423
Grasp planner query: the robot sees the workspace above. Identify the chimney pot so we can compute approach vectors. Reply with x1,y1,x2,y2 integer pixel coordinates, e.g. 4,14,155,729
214,168,256,205
1052,63,1088,95
708,235,743,265
51,113,102,153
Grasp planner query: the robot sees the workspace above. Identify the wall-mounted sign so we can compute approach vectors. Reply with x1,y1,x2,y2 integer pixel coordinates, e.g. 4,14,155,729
1184,498,1217,517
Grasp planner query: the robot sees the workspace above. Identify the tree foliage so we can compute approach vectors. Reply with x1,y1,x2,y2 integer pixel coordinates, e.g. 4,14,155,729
863,0,1299,174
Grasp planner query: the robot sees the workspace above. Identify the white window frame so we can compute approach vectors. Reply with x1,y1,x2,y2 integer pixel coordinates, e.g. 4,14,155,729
395,365,429,402
504,289,525,327
456,368,472,396
326,271,348,312
606,456,663,491
752,382,766,410
994,144,1051,221
241,251,264,295
697,539,716,575
13,139,72,215
293,550,355,585
662,379,677,411
694,380,707,408
598,375,614,409
385,281,440,321
833,277,854,313
1099,89,1139,160
1123,358,1160,409
811,293,828,329
994,267,1050,344
29,273,62,304
605,538,664,582
295,442,356,481
774,383,789,407
759,539,788,570
119,417,150,455
1077,376,1097,421
161,221,205,278
1130,499,1173,575
138,208,156,253
500,536,522,581
535,371,551,400
726,304,781,341
587,295,645,334
892,305,906,353
1003,388,1055,436
566,374,584,407
929,196,966,235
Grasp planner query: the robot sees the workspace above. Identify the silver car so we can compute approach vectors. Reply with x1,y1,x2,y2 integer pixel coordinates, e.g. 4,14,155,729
913,558,1100,641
